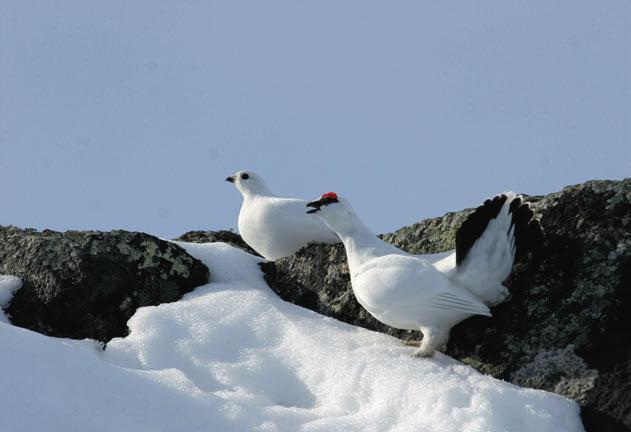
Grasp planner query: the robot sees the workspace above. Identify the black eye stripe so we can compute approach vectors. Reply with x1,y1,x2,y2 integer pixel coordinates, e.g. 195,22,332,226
322,197,338,205
241,173,249,180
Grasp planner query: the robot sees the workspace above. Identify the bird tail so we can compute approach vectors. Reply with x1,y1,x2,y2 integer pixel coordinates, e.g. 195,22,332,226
449,192,542,305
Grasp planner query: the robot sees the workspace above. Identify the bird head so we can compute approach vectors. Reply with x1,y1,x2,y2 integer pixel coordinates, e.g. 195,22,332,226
225,170,271,197
306,192,339,214
306,192,356,234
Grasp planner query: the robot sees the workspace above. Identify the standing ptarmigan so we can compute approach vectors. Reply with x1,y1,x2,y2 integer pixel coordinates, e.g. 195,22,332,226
306,191,542,357
226,170,339,260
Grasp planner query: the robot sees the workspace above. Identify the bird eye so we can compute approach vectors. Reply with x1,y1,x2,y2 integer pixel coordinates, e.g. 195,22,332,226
241,173,249,180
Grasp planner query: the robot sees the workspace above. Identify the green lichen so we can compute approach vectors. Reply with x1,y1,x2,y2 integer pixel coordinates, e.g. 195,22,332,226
132,240,192,278
117,242,143,261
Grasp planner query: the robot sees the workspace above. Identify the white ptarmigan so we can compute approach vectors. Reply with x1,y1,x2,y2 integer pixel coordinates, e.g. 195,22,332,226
226,170,339,260
306,191,542,357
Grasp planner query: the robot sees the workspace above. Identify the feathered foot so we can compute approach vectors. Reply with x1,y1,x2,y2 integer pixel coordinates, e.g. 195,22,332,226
412,327,450,358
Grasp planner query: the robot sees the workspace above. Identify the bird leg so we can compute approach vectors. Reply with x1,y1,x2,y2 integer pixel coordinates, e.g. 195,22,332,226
412,327,450,358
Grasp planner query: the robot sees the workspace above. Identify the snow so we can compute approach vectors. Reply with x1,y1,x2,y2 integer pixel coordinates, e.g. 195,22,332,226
0,242,584,431
0,275,22,323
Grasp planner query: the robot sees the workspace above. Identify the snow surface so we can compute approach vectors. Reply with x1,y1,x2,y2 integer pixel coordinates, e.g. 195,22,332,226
0,242,584,431
0,275,22,323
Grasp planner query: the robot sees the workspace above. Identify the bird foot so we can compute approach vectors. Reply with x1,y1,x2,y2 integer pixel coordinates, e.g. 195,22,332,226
411,346,435,358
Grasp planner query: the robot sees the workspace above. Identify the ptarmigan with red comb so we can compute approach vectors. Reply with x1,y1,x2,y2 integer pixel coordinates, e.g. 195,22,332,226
226,170,339,260
306,191,542,357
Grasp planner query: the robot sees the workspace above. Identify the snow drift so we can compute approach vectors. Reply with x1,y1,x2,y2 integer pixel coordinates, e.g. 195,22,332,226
0,242,583,431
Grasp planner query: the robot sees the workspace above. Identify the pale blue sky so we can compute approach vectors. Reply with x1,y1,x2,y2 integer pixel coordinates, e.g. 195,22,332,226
1,1,629,238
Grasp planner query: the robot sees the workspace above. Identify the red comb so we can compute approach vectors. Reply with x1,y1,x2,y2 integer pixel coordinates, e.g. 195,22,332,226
322,192,338,200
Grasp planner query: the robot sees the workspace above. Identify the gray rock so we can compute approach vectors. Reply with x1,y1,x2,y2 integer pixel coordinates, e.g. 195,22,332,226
0,227,209,342
261,179,631,431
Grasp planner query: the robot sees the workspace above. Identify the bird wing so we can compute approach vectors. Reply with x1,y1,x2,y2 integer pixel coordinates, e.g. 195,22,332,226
416,250,457,274
354,255,491,317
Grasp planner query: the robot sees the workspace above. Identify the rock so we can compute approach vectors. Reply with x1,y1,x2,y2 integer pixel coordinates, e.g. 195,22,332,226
0,227,209,342
175,230,260,256
261,179,631,431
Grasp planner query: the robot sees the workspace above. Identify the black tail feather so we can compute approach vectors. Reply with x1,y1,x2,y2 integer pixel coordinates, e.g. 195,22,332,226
456,194,508,265
509,200,543,261
456,193,543,266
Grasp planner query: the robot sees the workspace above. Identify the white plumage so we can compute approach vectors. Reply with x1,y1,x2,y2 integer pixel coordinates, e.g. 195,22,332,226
307,191,540,357
226,170,339,260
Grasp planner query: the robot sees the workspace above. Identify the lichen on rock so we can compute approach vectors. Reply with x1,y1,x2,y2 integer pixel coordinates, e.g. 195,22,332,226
0,227,210,342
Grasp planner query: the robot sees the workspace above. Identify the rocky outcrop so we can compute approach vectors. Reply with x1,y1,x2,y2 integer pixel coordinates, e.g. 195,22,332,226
261,179,631,432
0,227,209,342
1,180,627,430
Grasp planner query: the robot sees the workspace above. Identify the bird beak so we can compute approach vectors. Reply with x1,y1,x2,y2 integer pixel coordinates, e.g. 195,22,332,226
306,199,323,214
225,176,235,183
